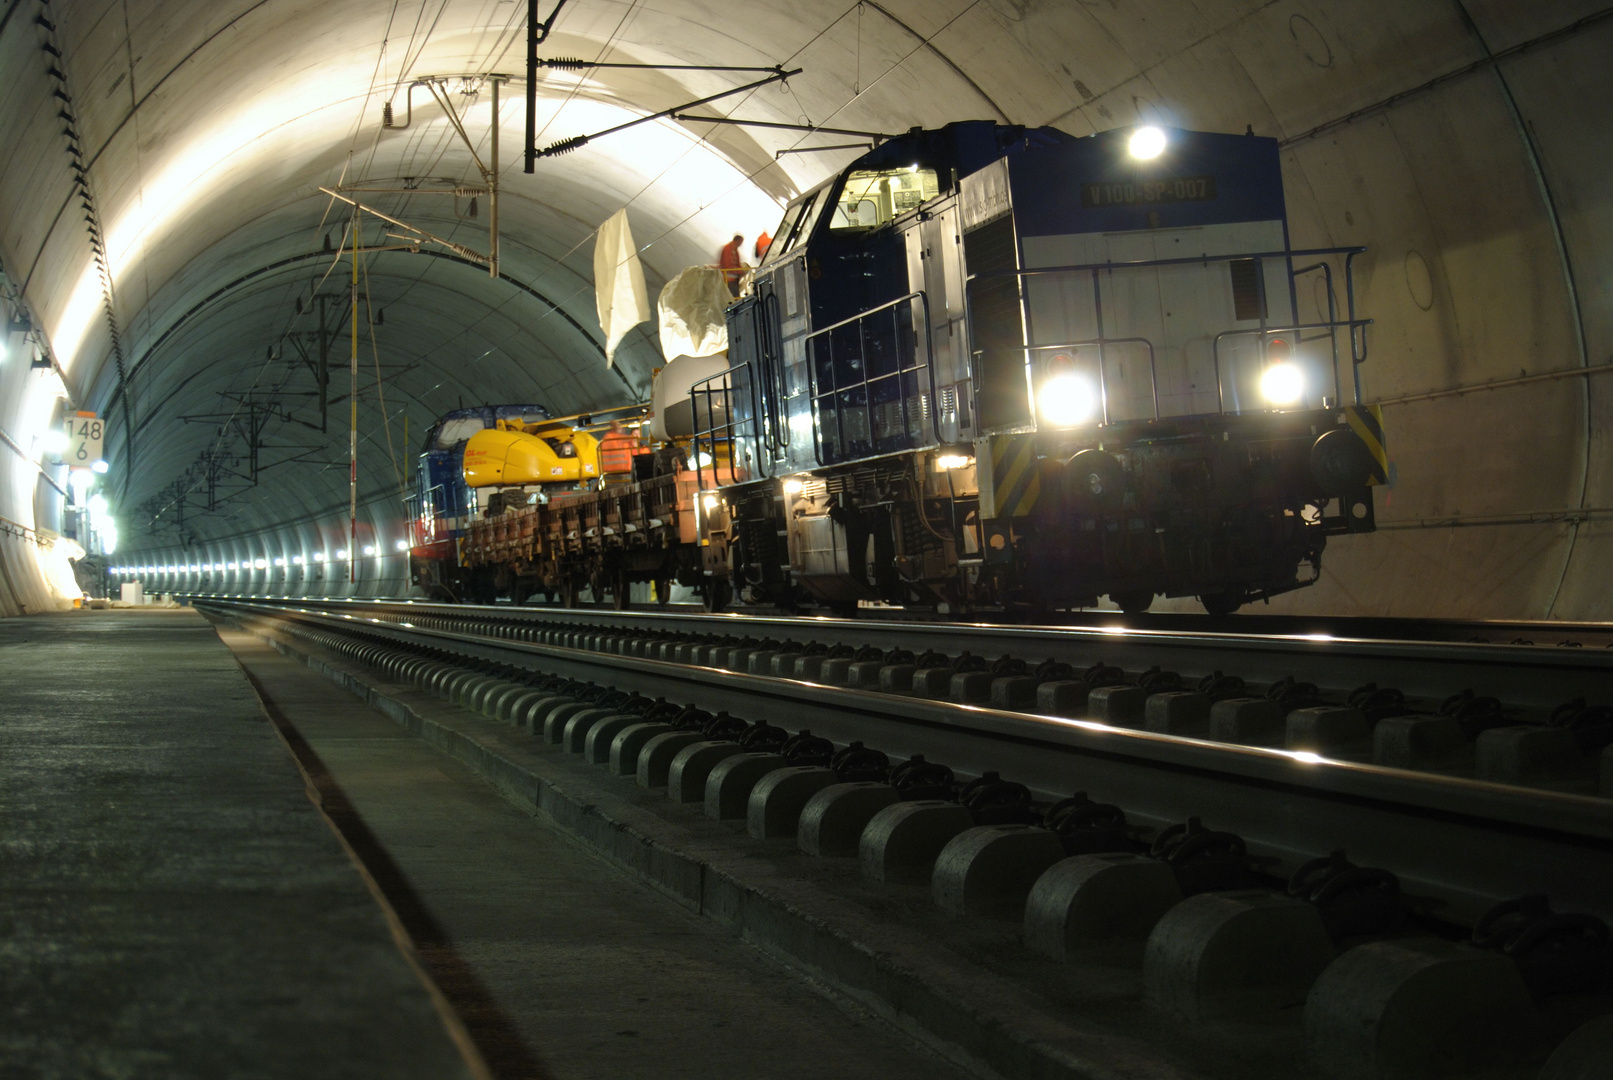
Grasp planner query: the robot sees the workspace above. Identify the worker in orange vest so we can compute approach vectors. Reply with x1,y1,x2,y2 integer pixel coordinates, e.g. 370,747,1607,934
754,231,772,263
718,233,745,296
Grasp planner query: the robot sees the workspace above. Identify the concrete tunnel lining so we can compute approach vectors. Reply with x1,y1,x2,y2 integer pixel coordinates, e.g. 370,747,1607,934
0,0,1607,617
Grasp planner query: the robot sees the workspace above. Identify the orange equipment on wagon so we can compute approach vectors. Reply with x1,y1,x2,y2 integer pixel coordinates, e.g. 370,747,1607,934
598,422,650,482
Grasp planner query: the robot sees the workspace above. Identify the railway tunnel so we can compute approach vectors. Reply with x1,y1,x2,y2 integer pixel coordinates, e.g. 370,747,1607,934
1,0,1608,619
2,3,1610,1079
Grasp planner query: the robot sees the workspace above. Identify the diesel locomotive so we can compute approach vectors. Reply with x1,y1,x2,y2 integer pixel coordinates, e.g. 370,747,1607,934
409,121,1384,616
692,120,1382,616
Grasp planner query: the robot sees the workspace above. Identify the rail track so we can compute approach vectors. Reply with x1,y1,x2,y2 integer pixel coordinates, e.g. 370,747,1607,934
195,595,1613,920
198,595,1613,1080
201,594,1613,766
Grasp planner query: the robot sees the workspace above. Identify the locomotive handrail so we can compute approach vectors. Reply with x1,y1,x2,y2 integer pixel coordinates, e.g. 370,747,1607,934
972,245,1369,280
803,291,941,466
758,289,787,456
689,362,766,491
1344,250,1369,397
1210,318,1373,410
968,245,1372,425
410,482,455,546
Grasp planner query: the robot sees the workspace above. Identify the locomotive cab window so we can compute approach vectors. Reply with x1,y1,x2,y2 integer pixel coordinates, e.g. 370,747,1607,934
830,166,939,231
764,192,818,267
434,416,488,448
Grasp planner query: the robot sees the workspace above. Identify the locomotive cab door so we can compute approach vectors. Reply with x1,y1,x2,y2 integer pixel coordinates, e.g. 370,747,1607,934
904,199,971,444
958,158,1032,434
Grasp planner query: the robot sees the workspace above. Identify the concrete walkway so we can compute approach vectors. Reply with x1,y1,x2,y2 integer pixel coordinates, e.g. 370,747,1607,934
0,609,482,1080
213,619,971,1080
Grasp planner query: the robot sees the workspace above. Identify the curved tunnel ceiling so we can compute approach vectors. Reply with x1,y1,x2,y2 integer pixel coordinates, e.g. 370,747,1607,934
0,0,1608,618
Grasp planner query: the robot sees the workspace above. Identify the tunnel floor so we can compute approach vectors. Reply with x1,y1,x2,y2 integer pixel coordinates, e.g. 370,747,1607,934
2,606,968,1079
0,609,477,1080
211,616,969,1079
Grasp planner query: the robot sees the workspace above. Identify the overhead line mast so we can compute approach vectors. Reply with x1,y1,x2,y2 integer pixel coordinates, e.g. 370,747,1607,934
350,208,359,584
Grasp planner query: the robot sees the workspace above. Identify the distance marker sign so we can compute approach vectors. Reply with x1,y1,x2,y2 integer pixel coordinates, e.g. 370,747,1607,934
64,411,103,466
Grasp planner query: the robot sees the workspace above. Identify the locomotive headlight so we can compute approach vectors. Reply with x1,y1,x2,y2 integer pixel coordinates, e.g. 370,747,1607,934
702,494,719,511
1038,375,1099,428
1260,362,1305,407
1128,126,1167,160
782,478,804,495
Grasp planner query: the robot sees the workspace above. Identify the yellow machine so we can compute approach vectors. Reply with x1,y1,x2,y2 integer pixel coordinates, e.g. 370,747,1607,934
462,420,600,488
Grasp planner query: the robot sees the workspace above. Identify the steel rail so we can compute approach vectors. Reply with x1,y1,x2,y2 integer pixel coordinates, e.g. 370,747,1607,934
206,598,1613,931
193,594,1613,714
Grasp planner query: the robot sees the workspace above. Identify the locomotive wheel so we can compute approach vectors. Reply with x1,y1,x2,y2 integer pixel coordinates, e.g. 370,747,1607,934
1199,588,1244,617
653,575,673,606
702,577,732,613
1111,589,1154,614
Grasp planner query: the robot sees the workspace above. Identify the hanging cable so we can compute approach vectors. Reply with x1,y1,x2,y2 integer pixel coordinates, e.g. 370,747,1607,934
360,253,408,502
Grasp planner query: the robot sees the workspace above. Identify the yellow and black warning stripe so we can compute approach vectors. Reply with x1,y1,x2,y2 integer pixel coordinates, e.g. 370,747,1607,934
990,434,1040,517
1345,404,1388,485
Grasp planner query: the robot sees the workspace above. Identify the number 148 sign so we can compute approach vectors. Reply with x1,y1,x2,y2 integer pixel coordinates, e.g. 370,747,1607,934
65,411,103,466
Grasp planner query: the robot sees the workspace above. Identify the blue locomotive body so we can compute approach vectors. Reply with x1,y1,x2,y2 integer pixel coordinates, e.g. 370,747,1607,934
692,122,1381,615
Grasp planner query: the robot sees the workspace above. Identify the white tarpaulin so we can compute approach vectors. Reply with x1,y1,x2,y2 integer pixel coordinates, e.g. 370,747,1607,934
657,265,730,360
593,208,650,366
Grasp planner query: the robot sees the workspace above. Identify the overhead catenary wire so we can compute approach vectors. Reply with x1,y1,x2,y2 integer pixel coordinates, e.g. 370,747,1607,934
422,1,870,374
137,0,479,536
440,0,987,394
360,247,409,503
125,2,718,532
144,0,982,534
331,0,589,385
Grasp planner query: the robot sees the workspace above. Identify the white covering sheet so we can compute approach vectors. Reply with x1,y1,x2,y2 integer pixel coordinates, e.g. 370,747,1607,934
656,265,730,360
592,208,650,366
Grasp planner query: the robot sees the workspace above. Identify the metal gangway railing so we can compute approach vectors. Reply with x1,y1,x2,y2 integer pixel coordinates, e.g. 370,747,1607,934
804,291,940,465
690,290,944,486
972,246,1372,426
